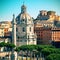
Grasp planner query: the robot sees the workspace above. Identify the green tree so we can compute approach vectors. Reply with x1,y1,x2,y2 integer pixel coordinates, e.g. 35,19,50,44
46,54,60,60
15,47,20,52
0,42,6,51
41,48,60,57
5,43,15,51
0,42,6,47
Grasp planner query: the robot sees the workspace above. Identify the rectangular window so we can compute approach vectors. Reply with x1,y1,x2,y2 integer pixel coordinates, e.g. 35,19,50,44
20,40,22,42
23,27,25,32
24,40,27,42
30,27,31,32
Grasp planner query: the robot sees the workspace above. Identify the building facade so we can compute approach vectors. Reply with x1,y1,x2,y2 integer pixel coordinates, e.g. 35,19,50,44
34,24,52,44
34,22,60,45
52,27,60,42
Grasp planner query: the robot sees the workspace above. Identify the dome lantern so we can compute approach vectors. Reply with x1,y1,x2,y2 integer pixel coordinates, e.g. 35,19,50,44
21,4,27,13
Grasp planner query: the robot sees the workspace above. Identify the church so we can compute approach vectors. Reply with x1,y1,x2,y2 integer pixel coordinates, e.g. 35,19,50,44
12,4,37,46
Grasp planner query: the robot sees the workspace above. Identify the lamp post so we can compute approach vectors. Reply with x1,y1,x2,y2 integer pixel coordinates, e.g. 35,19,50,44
26,50,28,60
33,49,36,60
21,50,23,60
30,50,32,60
39,52,42,60
28,35,29,45
37,55,38,60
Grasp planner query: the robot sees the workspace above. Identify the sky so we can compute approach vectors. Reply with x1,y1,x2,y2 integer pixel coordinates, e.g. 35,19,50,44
0,0,60,21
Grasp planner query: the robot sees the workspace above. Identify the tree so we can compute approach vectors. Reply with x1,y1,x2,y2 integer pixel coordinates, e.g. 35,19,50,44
37,45,54,52
0,42,6,47
46,54,60,60
0,42,6,51
41,48,60,57
15,47,20,52
5,43,15,51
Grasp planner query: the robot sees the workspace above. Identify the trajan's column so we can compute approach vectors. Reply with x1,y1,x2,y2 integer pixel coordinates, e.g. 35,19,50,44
11,14,17,60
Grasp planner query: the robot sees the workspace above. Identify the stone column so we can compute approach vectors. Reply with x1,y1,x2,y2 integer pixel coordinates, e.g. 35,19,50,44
12,14,16,46
11,14,17,60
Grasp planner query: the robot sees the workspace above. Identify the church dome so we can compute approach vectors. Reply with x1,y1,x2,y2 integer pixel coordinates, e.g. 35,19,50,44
20,4,31,19
16,4,32,24
20,12,31,20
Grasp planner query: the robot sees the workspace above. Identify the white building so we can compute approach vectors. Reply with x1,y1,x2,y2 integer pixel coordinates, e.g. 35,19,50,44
16,4,37,46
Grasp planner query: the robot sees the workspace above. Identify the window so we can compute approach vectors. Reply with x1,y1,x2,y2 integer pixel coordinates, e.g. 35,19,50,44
21,19,25,23
16,28,18,31
24,40,27,42
18,36,19,39
22,19,24,21
20,40,22,42
28,35,29,39
17,40,19,42
22,27,25,32
30,27,31,32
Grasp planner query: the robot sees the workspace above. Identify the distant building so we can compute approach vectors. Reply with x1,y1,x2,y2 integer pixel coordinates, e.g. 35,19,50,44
0,21,12,43
36,10,49,20
47,11,56,16
34,24,60,45
36,10,60,22
34,23,52,44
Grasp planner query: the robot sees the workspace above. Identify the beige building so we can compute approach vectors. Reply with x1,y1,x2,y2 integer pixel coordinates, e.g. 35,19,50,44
36,10,60,22
0,21,12,43
36,10,49,20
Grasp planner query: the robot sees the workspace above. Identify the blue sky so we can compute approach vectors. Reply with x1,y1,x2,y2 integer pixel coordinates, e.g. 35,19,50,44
0,0,60,21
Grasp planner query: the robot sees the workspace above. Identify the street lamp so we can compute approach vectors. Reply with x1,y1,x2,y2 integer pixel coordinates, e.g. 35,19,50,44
33,49,37,60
